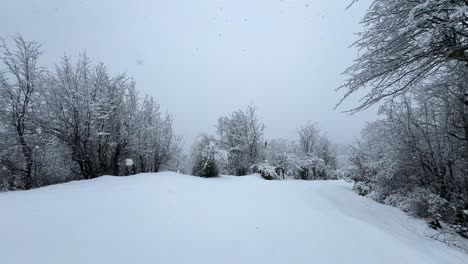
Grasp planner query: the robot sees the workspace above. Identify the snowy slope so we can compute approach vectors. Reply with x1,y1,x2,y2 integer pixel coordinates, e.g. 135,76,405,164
0,172,467,264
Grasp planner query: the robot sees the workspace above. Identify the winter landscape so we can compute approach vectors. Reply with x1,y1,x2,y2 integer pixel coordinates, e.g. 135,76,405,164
1,0,468,263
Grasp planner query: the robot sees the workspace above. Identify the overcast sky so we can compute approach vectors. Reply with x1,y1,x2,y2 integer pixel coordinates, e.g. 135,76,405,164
1,0,377,147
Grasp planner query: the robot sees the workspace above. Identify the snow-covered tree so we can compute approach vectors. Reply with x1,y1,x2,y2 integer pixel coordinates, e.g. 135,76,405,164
344,94,468,235
258,133,338,181
0,35,183,190
217,104,265,175
297,122,337,179
42,55,121,178
340,0,468,112
298,122,320,155
263,139,300,179
129,96,182,173
339,1,468,235
0,36,44,189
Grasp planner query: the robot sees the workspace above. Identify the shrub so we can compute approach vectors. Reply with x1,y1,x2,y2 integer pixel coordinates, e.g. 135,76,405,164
191,135,221,178
403,189,456,228
256,163,279,180
192,158,219,178
353,181,372,196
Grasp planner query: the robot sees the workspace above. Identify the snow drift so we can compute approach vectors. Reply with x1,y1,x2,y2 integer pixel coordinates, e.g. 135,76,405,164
0,172,467,264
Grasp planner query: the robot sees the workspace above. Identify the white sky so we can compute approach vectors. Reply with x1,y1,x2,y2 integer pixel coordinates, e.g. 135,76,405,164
1,0,378,147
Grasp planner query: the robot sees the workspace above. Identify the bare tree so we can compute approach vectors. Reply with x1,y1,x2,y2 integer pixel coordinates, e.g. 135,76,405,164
0,36,43,189
298,122,320,156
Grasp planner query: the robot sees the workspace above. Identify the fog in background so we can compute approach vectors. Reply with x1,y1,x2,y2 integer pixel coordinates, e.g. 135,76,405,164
1,0,377,147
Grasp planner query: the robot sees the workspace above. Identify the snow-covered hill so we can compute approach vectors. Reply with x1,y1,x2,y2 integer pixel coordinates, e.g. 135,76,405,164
1,172,467,264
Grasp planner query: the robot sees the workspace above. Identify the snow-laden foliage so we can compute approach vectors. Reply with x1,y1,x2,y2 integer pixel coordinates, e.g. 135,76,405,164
216,104,265,175
340,0,468,112
297,154,327,180
0,36,183,190
341,0,468,237
346,99,468,236
353,181,372,196
262,139,301,179
195,110,338,181
253,124,338,181
191,134,227,177
255,162,279,180
0,36,44,189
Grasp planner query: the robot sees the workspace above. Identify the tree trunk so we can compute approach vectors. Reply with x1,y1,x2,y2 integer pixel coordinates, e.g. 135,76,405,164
16,121,33,189
112,145,121,176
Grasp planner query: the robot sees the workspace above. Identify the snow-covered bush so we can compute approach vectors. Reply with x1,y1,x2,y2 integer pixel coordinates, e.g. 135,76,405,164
297,155,327,180
353,181,372,196
191,135,227,178
452,220,468,239
260,133,339,181
297,122,338,176
404,189,456,229
255,162,280,180
192,156,218,178
263,139,300,179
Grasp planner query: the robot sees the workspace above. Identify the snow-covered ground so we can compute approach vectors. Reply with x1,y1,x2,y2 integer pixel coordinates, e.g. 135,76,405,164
1,172,467,264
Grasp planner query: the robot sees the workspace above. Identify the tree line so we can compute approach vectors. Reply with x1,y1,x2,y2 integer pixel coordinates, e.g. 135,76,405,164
339,0,468,237
191,105,338,180
0,36,183,190
0,36,339,191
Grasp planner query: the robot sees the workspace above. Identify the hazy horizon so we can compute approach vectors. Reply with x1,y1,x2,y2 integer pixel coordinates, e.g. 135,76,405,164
1,0,378,147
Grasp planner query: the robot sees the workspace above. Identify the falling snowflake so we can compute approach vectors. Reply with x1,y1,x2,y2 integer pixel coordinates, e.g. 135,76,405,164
125,158,134,167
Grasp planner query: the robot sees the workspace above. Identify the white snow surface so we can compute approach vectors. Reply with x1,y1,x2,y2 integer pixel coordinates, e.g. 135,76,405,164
1,172,467,264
